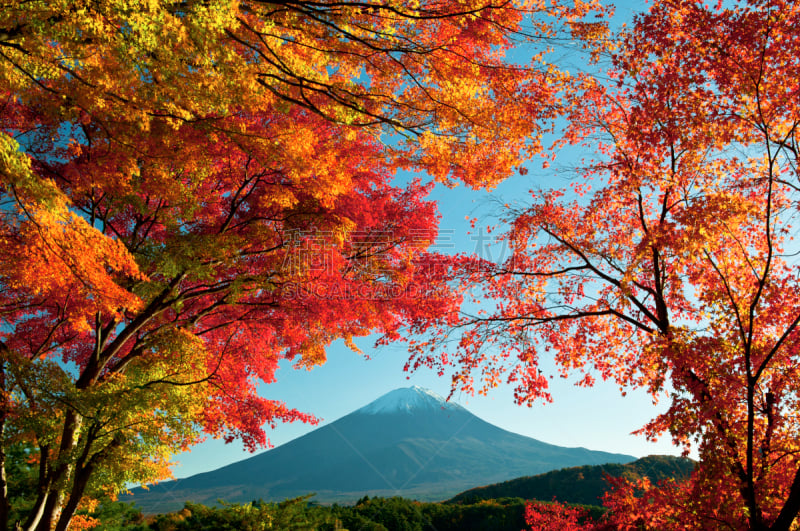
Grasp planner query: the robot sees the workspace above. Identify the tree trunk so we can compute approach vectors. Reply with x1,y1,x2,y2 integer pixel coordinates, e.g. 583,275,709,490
0,352,10,531
33,491,62,531
54,428,121,531
23,498,46,531
23,462,49,531
769,464,800,530
28,411,83,531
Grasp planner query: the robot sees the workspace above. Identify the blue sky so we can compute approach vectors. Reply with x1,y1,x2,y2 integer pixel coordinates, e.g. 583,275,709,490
170,0,681,480
173,149,687,479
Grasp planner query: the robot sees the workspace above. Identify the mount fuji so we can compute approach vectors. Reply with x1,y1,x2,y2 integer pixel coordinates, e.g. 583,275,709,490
353,385,468,415
127,386,635,513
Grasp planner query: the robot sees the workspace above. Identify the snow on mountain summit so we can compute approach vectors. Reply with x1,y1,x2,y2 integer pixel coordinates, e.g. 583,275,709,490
355,385,467,415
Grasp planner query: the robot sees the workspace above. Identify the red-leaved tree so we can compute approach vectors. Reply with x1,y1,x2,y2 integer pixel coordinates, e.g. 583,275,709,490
0,1,611,529
524,499,597,531
408,0,800,529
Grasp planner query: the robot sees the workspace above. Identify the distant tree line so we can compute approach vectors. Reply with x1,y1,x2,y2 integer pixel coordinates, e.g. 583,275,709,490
78,495,604,531
450,455,695,507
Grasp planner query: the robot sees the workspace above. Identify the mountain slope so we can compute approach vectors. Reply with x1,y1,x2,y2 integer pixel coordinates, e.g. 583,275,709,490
127,386,635,513
447,454,695,506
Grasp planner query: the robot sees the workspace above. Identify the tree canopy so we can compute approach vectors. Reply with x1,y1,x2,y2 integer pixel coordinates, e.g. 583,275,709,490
409,0,800,529
0,1,607,530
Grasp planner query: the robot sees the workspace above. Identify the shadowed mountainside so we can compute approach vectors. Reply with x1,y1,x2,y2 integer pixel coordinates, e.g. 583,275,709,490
447,454,695,506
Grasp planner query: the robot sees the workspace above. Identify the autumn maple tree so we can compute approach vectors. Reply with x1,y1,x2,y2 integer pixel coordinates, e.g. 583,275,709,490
523,499,598,531
0,1,612,530
407,0,800,529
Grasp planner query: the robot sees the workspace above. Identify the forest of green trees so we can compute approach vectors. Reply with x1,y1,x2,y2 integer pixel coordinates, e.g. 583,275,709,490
79,495,605,531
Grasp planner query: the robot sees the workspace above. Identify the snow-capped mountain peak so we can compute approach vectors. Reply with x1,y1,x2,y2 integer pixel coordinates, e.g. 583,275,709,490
355,385,466,415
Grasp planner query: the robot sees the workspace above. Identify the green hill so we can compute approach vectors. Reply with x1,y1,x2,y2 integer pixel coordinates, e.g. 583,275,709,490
447,455,694,506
